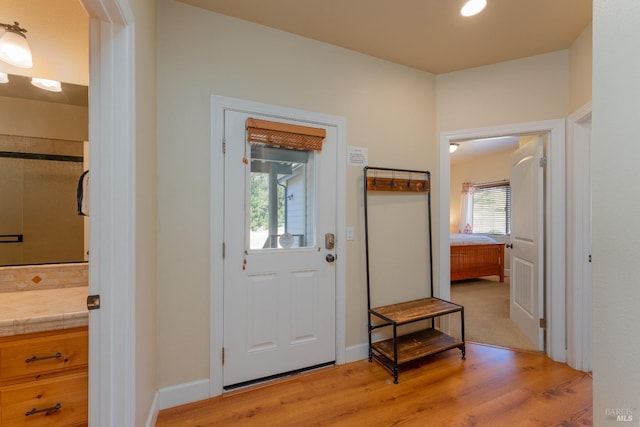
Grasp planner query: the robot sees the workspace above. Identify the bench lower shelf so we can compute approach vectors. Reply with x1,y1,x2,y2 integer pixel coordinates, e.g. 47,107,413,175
370,328,465,382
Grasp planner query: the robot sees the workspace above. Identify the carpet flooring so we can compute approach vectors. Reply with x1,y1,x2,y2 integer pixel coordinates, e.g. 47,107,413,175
449,276,538,351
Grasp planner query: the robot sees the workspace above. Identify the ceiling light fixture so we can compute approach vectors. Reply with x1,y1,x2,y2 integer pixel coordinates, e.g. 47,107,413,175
0,72,8,84
449,143,460,153
31,77,62,92
0,21,33,68
461,0,487,17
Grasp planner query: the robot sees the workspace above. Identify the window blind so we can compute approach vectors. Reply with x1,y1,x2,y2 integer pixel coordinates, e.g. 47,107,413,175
246,118,326,151
472,183,511,235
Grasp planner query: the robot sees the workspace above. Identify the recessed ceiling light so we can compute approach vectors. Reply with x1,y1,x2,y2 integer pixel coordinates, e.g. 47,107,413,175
461,0,487,17
0,72,8,84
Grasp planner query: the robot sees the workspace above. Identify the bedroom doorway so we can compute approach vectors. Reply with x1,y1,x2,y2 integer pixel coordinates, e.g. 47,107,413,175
439,119,566,362
448,133,545,351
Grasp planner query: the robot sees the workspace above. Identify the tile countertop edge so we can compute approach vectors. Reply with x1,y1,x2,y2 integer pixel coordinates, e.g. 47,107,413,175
0,287,89,337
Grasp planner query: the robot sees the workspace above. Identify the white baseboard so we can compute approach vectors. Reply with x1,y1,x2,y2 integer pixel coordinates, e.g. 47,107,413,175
157,379,211,411
144,391,160,427
345,342,368,363
144,379,210,427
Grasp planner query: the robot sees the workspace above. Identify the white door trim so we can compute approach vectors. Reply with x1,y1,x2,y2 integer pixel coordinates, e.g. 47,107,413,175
210,95,347,397
439,119,566,362
566,102,593,372
82,0,136,425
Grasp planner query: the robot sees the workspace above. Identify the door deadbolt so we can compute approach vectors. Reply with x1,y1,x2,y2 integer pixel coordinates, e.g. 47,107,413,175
325,233,335,250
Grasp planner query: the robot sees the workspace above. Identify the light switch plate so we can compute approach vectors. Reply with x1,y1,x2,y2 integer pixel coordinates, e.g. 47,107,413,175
346,226,354,241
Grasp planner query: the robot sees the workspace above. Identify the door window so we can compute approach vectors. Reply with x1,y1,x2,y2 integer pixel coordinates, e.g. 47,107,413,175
249,144,316,250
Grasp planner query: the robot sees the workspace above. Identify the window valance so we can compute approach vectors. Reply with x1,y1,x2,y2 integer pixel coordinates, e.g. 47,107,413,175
246,118,326,152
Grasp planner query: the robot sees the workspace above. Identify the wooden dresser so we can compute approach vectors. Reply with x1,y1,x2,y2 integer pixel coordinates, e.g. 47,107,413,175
0,327,88,427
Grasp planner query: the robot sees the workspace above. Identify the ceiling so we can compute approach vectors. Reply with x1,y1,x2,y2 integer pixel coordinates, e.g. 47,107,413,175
450,136,520,165
177,0,592,74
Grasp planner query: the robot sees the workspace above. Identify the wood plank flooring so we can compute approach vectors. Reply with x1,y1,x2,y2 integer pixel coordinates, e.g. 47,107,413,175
155,343,592,426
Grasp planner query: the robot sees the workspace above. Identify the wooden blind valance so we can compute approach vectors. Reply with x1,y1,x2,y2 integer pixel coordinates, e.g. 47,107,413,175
246,118,326,151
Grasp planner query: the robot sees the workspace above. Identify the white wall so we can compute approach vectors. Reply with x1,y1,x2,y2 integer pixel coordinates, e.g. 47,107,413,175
157,0,437,389
592,0,640,424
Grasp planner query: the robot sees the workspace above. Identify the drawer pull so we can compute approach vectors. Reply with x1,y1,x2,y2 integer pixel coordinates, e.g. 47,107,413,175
25,402,62,416
25,352,63,363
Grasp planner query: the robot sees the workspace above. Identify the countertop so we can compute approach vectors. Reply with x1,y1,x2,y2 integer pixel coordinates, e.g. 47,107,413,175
0,287,89,337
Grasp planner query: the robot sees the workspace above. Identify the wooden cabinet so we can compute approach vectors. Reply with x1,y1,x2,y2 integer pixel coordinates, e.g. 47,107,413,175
0,327,88,427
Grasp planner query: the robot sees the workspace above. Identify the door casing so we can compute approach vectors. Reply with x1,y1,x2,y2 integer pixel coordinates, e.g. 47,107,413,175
210,95,347,397
82,0,136,425
566,102,592,372
439,119,566,362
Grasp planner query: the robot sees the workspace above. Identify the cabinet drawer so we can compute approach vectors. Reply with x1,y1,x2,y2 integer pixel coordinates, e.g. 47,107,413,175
0,330,87,381
0,371,87,427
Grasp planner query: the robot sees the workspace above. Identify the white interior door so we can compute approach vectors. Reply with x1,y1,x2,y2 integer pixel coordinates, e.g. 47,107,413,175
510,136,544,350
223,110,337,388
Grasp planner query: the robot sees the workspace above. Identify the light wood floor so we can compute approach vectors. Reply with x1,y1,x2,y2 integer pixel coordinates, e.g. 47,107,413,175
156,343,592,426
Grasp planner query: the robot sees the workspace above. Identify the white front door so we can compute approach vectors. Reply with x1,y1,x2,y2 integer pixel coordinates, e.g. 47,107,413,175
223,110,337,388
509,136,544,350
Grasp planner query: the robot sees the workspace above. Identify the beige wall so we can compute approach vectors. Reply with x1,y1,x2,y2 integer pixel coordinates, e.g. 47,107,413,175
569,24,593,113
449,146,514,234
157,0,437,388
126,0,159,424
592,0,640,424
157,0,593,393
0,0,88,85
0,97,88,141
436,50,570,132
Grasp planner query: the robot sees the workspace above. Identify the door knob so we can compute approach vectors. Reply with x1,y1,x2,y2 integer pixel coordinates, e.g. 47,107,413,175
326,254,335,263
506,243,513,249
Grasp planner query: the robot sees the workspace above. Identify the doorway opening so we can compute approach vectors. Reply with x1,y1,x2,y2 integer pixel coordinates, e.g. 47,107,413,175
438,119,566,362
448,133,546,352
